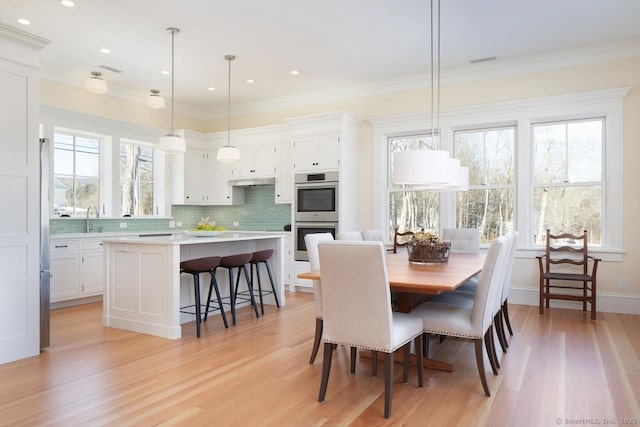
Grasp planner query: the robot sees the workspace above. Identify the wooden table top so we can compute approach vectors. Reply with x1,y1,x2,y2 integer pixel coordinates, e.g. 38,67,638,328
297,251,486,296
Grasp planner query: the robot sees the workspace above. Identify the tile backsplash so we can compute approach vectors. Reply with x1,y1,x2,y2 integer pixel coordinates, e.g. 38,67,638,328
50,186,292,234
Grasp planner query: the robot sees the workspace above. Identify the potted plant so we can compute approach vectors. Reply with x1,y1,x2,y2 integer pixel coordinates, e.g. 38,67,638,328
407,231,451,263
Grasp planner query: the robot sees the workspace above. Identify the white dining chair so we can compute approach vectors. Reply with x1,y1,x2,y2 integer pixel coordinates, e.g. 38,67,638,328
361,229,385,242
317,240,423,419
411,235,508,396
497,231,519,348
304,232,334,364
336,231,363,241
443,228,480,254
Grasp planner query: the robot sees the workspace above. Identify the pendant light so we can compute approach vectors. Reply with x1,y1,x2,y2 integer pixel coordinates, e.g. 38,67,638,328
217,54,241,163
85,71,108,94
393,0,468,191
158,27,186,153
146,89,165,109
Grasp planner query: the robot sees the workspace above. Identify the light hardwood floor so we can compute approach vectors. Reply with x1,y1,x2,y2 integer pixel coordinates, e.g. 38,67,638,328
1,293,639,426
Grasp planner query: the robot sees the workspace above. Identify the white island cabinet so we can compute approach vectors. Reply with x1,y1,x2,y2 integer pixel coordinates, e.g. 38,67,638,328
101,232,285,339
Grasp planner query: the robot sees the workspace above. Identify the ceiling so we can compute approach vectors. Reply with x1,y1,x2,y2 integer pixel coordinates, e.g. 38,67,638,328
2,0,640,119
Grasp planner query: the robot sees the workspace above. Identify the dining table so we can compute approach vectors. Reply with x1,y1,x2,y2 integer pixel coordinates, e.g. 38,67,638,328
297,250,486,371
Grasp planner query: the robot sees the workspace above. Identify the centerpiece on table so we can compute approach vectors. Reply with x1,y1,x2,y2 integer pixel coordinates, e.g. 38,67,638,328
407,231,451,263
185,217,225,237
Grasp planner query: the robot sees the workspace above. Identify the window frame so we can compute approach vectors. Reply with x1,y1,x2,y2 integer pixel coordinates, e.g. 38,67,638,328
371,88,628,260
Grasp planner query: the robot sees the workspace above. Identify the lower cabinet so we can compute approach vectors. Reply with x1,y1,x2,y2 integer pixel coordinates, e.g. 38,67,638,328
50,238,104,303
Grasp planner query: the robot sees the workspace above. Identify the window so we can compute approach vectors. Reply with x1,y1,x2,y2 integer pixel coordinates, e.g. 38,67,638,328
388,134,440,238
120,141,156,216
454,127,516,243
532,118,604,245
53,132,100,216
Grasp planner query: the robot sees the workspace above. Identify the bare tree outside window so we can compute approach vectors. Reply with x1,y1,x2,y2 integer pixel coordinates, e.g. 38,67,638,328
53,133,100,216
533,119,603,245
455,127,515,243
387,135,439,240
120,142,155,216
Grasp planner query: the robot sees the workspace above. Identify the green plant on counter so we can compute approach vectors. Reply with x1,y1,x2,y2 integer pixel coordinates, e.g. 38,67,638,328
191,217,225,232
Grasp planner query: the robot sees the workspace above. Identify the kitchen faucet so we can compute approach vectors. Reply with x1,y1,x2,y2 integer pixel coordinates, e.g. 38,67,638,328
86,206,93,233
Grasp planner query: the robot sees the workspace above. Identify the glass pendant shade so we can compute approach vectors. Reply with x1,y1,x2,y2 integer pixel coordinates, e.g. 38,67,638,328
146,90,165,109
159,134,186,153
85,71,108,94
217,145,241,163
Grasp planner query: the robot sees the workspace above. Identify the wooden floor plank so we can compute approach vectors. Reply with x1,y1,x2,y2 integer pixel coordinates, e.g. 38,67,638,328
1,294,639,426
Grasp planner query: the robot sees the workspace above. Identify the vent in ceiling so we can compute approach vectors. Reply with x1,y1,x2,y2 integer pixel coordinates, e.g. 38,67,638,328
98,65,123,73
470,56,497,64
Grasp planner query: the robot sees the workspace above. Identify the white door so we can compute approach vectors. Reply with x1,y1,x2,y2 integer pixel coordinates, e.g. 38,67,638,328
0,26,48,364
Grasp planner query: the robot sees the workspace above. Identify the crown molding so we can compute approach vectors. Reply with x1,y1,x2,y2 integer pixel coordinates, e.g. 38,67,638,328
40,40,640,121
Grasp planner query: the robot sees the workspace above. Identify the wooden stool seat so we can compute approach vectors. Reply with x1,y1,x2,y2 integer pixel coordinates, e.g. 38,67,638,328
240,249,280,315
180,256,228,337
210,253,259,325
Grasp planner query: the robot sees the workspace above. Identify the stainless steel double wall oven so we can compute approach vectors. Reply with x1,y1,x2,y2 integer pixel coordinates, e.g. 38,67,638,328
294,171,339,261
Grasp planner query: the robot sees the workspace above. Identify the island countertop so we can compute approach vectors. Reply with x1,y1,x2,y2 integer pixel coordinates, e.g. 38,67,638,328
100,231,286,246
102,231,286,339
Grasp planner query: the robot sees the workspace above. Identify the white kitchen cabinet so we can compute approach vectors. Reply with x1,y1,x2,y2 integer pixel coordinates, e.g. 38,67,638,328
232,145,277,178
275,143,293,204
50,237,104,303
80,239,104,296
293,135,340,172
184,150,207,203
50,241,80,302
183,149,243,205
207,150,244,205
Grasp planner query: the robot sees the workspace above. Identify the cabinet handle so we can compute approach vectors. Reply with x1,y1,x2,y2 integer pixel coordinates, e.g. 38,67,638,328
55,245,68,248
99,242,104,246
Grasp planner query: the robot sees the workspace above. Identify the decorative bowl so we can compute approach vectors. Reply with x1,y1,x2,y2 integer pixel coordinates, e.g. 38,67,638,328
407,241,451,263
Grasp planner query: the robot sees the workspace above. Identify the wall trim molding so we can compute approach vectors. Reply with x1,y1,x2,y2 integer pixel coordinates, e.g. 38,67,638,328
509,287,640,316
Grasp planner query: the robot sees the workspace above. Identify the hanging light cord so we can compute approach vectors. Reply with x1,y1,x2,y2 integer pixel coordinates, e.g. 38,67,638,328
429,0,441,149
430,0,434,148
227,56,231,147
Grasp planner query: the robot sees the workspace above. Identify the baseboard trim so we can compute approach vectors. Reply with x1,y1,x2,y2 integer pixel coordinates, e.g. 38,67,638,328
509,287,640,315
51,295,102,310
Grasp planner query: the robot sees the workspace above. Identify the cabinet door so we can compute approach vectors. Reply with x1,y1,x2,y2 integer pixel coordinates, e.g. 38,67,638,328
50,242,79,302
184,150,206,203
275,144,293,204
207,151,244,205
293,135,340,172
233,145,277,178
81,239,103,296
315,135,340,170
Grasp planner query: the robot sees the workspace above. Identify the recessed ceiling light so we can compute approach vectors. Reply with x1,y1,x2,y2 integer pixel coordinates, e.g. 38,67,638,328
290,70,299,75
18,18,31,25
207,87,215,91
100,48,111,54
161,70,170,75
60,0,75,7
246,79,254,84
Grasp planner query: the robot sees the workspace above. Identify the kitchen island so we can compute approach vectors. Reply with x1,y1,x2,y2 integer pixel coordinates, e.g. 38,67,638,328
101,232,285,339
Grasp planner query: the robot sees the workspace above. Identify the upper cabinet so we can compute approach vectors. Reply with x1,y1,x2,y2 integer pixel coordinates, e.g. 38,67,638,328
292,134,340,172
232,144,277,179
275,143,293,204
183,149,243,205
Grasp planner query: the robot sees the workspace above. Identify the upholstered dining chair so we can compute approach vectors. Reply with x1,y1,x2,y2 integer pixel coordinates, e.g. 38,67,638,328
411,235,508,396
304,232,334,364
336,231,363,240
496,231,519,352
361,229,385,242
317,240,424,419
442,228,480,254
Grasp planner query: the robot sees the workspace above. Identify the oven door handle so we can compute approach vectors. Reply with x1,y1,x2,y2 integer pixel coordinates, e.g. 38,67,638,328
295,181,338,189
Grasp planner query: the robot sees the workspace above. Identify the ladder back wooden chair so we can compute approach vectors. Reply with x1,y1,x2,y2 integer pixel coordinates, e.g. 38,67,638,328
537,229,600,320
392,228,414,253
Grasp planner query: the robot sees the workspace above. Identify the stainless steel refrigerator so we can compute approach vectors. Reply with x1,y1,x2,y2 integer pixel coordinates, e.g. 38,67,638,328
40,137,50,349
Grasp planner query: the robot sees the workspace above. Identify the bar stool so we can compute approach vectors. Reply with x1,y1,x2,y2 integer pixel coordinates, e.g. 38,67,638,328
209,253,259,325
180,256,228,337
236,249,280,315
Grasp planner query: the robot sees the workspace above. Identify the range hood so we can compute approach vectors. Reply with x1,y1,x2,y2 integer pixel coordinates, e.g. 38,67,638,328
227,177,276,187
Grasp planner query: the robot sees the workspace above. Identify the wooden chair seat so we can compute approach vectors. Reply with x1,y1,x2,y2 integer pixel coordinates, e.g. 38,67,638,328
543,272,592,282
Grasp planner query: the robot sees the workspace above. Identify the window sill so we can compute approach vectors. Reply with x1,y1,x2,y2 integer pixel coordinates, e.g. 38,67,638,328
486,246,625,262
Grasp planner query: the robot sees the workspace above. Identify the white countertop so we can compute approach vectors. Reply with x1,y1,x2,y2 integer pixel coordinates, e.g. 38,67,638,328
100,231,286,246
51,230,290,240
